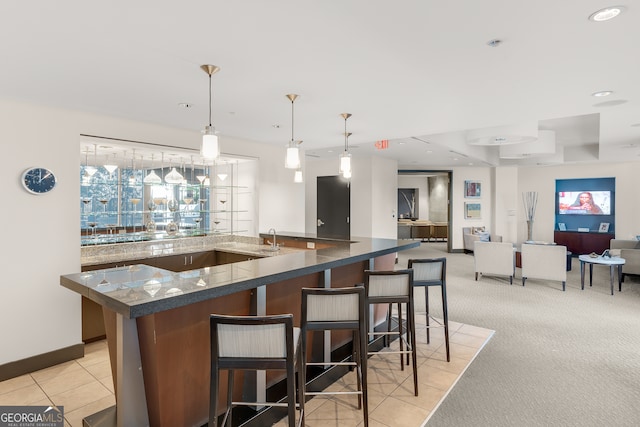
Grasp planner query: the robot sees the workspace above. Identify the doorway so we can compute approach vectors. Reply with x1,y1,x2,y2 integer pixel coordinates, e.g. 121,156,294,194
317,175,350,239
398,170,452,253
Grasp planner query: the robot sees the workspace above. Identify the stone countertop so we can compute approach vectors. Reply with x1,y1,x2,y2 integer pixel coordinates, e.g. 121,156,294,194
63,237,419,319
80,234,301,266
257,231,355,243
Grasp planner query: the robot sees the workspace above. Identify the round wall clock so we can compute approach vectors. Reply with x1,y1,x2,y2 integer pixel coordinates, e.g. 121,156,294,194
21,167,57,195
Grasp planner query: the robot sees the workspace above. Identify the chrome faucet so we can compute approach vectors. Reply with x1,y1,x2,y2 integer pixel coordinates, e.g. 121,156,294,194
267,228,278,250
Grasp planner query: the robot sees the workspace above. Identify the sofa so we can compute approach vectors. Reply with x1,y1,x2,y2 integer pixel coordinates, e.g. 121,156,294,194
463,227,502,253
520,243,567,291
609,239,640,282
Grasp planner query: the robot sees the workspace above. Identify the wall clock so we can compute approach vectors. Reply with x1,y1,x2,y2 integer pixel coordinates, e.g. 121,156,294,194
21,167,57,195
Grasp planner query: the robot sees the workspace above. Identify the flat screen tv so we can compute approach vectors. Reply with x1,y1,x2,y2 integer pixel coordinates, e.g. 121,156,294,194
557,191,611,215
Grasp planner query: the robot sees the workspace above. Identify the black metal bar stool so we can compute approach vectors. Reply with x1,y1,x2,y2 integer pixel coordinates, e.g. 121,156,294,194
209,314,304,427
364,269,418,396
408,258,450,362
300,286,369,427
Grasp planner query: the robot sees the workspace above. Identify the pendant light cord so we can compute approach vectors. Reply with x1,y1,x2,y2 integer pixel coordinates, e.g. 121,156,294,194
291,98,295,143
208,74,212,127
344,116,348,152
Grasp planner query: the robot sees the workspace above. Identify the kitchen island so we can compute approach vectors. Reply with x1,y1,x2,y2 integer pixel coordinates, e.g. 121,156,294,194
62,234,419,427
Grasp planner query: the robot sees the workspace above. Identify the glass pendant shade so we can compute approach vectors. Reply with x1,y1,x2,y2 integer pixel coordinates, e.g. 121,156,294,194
104,164,118,174
84,166,97,177
143,170,162,184
165,167,184,184
196,175,207,184
203,177,211,186
201,128,219,159
339,151,351,176
285,144,300,169
294,168,303,183
217,173,228,181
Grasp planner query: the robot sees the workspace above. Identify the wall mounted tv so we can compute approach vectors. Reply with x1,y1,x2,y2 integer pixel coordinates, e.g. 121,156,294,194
557,191,611,215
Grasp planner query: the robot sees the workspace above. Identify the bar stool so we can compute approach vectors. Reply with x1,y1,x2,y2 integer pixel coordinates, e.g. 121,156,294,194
364,269,418,396
408,258,450,362
300,287,369,427
209,314,304,427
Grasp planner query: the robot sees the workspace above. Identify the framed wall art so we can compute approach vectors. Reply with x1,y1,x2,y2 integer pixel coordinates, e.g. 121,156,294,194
464,180,481,198
464,202,481,219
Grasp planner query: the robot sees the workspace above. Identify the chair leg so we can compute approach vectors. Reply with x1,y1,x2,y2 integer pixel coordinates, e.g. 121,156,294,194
425,286,430,344
210,359,219,427
397,302,404,371
385,303,392,347
441,284,450,363
353,331,362,410
359,320,369,427
286,358,296,426
408,299,418,396
297,348,305,427
225,370,234,427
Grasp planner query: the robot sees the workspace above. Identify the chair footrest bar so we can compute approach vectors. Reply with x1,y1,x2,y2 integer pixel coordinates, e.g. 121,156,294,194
305,391,363,396
306,362,356,367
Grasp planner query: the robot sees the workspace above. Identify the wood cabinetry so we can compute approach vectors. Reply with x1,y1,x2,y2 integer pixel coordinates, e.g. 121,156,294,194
554,231,614,255
215,250,263,265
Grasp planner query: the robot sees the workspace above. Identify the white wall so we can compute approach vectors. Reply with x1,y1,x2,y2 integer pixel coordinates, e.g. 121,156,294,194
305,155,397,238
0,98,303,365
515,163,640,243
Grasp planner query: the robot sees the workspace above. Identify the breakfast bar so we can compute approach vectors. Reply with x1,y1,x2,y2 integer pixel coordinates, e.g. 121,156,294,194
61,235,419,427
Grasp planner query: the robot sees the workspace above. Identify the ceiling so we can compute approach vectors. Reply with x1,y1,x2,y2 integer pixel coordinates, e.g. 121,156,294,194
2,1,639,168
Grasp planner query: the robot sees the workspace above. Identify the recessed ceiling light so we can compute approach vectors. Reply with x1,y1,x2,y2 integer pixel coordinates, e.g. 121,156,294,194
178,103,192,108
399,141,406,145
589,6,625,22
592,90,613,97
327,149,333,153
272,124,280,128
486,39,502,47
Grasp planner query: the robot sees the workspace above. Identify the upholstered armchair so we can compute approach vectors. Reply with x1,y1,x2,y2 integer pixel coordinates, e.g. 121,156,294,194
463,227,503,253
610,239,640,281
521,243,567,291
473,241,515,284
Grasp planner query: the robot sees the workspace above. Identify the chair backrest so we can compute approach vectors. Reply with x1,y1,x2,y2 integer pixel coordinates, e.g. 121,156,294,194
302,287,365,324
473,241,514,276
364,269,413,298
408,258,446,285
210,314,293,359
521,244,567,281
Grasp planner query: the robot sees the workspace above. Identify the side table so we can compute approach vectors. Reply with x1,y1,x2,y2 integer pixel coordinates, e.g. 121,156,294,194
578,255,626,295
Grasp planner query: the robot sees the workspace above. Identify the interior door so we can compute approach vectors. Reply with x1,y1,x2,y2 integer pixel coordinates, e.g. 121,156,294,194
317,175,350,239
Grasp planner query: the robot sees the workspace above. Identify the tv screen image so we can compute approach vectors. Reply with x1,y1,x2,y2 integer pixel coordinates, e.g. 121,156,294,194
558,191,611,215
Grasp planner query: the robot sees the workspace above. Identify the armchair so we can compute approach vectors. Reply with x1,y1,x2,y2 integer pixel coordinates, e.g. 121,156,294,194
610,239,640,282
463,227,503,253
473,241,515,284
521,243,567,291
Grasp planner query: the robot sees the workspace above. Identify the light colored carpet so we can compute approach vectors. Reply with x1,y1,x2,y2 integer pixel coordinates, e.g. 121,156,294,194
396,243,640,427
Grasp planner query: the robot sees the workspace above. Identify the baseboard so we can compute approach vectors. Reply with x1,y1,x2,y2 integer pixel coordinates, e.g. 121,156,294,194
0,343,84,381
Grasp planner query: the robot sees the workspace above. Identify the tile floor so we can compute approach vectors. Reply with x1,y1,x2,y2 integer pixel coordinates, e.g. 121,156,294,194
0,316,493,427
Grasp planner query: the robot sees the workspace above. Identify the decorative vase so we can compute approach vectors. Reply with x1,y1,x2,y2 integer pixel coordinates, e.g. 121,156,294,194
527,220,534,241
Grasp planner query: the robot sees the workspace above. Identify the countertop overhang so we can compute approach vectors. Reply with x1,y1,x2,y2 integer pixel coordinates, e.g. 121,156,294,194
62,236,419,319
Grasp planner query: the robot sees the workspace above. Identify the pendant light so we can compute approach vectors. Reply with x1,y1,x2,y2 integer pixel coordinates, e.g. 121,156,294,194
104,153,118,174
339,113,352,178
83,147,97,178
285,94,301,169
165,156,184,184
201,64,221,159
143,154,162,184
294,168,303,183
